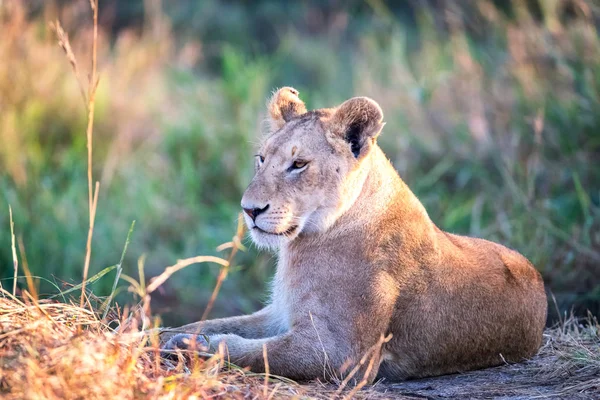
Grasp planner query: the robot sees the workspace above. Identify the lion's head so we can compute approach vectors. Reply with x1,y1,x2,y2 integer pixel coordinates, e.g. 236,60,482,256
241,87,385,249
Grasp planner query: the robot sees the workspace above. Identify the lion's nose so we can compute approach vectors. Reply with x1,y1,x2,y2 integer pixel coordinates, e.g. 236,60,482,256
242,204,269,221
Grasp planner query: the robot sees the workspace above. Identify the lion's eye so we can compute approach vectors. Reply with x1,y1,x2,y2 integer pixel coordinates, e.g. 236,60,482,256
291,160,308,170
256,155,265,164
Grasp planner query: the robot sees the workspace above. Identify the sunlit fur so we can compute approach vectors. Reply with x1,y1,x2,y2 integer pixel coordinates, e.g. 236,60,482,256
242,88,381,250
163,87,547,383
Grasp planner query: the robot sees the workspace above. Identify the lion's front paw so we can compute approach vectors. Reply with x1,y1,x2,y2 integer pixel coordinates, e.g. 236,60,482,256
161,333,210,360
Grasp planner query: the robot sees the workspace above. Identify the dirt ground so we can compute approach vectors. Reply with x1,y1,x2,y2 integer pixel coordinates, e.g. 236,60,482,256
303,325,599,400
364,327,599,399
375,359,598,399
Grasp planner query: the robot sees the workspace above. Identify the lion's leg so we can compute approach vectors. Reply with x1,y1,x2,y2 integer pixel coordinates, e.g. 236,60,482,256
203,328,351,381
181,310,382,382
164,306,389,382
160,305,281,345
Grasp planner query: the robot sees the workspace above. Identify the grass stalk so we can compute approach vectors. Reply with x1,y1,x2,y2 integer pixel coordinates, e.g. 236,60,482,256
145,255,230,294
51,0,102,311
201,214,245,321
263,343,270,399
17,236,37,301
9,205,18,296
102,220,136,320
79,0,100,310
80,181,99,309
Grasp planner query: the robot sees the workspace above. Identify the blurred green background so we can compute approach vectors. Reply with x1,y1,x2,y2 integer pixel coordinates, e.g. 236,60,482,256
1,0,599,325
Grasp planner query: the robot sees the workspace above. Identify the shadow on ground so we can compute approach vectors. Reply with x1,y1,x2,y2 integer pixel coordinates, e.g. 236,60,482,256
306,324,599,399
369,327,600,400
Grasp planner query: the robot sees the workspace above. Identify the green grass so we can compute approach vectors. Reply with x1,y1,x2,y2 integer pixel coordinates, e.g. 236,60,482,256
0,1,599,325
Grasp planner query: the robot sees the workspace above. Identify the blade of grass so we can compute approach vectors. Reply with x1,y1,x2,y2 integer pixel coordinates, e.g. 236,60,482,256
573,172,591,222
17,236,37,300
118,273,145,298
9,205,18,296
1,276,65,301
138,254,146,294
50,264,117,299
100,285,130,317
102,221,136,320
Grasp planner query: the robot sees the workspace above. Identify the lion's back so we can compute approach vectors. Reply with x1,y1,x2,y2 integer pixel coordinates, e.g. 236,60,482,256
381,228,547,380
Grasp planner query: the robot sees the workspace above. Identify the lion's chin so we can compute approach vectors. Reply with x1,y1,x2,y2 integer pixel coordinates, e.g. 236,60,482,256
249,225,300,250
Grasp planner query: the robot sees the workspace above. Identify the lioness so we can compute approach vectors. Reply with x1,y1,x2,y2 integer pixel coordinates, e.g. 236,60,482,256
162,87,547,382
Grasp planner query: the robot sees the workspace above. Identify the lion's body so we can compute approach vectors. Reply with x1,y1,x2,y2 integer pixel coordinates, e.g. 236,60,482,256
162,88,547,382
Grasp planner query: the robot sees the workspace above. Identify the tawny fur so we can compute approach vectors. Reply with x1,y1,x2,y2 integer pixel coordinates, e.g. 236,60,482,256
162,87,547,383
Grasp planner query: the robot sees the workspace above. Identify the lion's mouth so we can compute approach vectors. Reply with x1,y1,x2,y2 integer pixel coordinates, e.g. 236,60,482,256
253,225,299,236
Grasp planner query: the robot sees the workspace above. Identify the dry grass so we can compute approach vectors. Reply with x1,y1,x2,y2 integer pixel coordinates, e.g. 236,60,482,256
534,314,600,395
0,291,304,399
1,291,598,399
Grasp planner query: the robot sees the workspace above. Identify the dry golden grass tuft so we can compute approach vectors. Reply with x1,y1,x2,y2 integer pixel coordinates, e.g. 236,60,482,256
0,287,403,400
0,292,311,399
534,314,600,395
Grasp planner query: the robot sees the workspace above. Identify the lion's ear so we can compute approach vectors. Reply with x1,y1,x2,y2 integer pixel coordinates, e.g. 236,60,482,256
267,87,307,132
330,97,384,159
